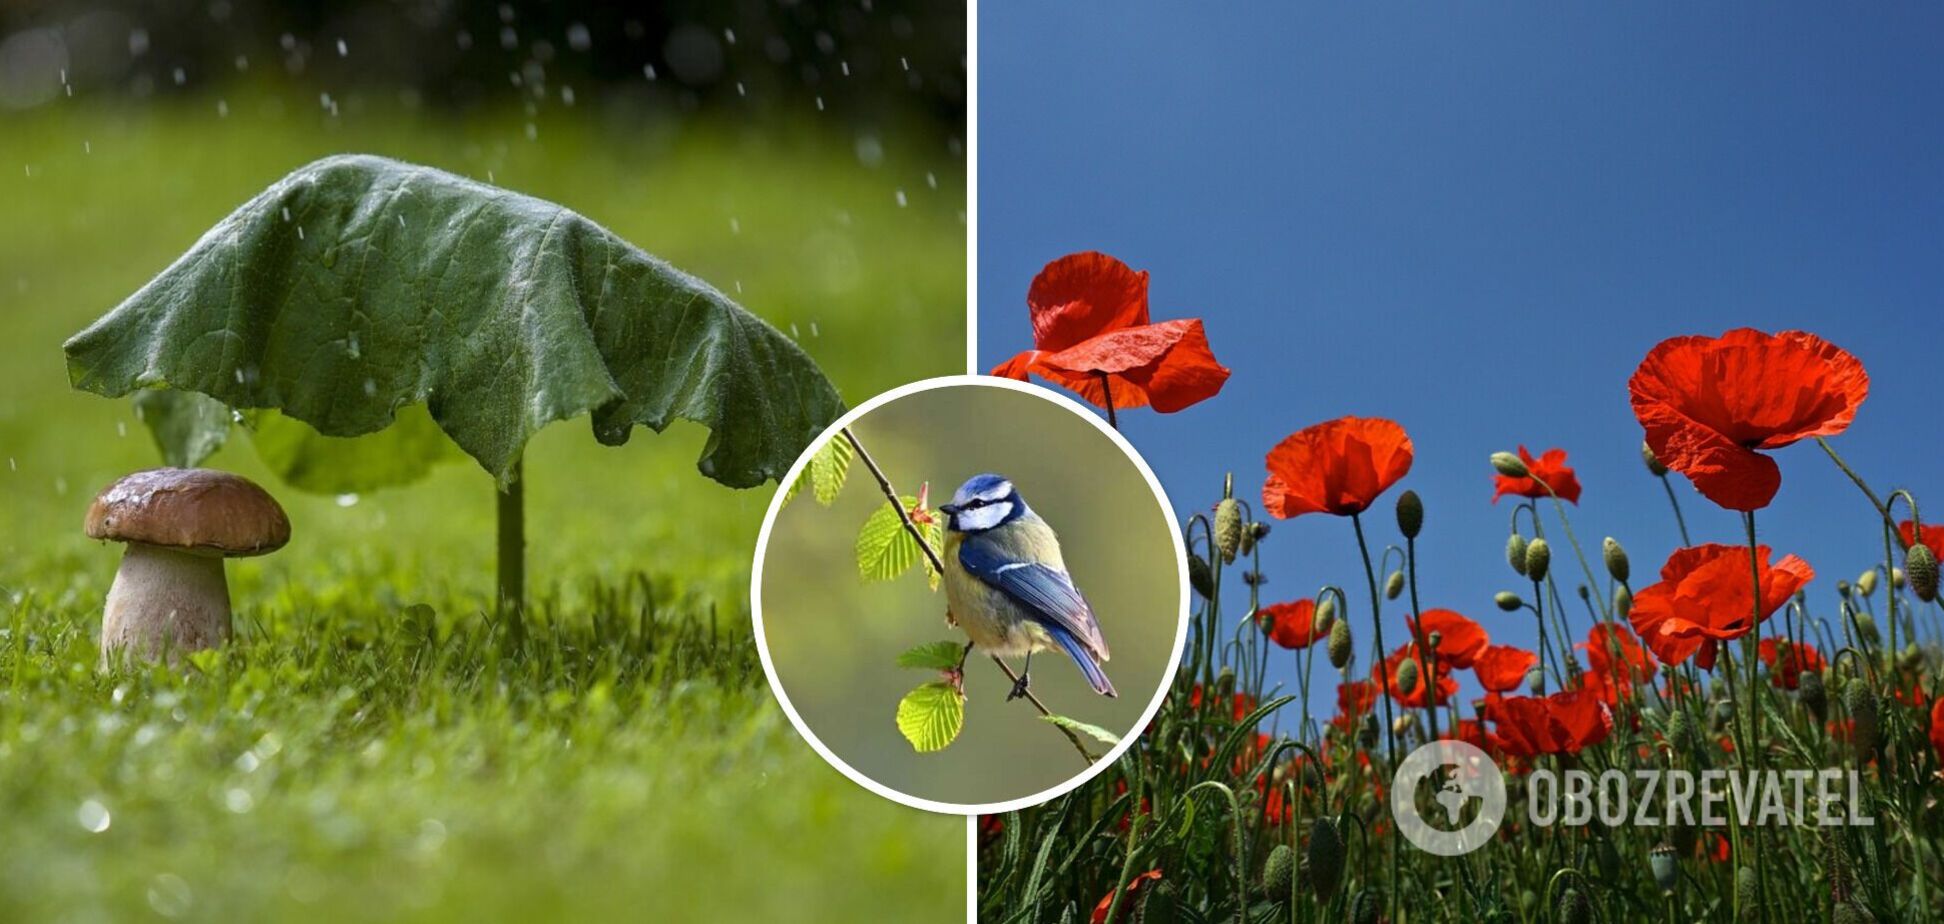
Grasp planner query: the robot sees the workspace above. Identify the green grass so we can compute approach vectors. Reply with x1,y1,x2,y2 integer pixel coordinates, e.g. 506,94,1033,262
0,89,965,921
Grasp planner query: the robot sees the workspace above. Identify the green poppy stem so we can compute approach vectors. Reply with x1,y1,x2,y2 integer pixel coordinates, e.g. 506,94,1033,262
1099,373,1119,429
1741,510,1772,924
496,455,525,643
1349,512,1399,924
1657,472,1692,547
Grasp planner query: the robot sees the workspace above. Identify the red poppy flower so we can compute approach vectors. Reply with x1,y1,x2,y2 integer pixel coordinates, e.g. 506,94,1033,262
1373,643,1458,709
1260,599,1323,649
1628,544,1814,669
1414,608,1490,668
1492,446,1583,504
1930,697,1944,766
1486,690,1614,757
1756,638,1825,690
1580,624,1656,705
1262,417,1414,519
1898,520,1944,553
991,252,1229,414
1091,869,1163,924
1474,644,1539,694
1629,329,1868,511
1184,685,1254,721
1338,680,1377,717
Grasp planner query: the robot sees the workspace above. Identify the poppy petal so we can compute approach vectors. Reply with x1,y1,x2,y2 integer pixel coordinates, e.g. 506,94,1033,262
1263,417,1414,519
1031,318,1231,413
1028,251,1150,353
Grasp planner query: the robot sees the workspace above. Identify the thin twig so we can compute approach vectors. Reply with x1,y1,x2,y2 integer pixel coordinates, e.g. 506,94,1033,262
840,426,1098,766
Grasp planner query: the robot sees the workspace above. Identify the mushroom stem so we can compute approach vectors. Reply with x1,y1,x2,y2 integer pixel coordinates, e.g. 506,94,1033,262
101,542,231,665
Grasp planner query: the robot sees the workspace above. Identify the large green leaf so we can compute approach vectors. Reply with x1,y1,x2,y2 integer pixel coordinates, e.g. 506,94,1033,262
246,405,461,495
895,681,964,753
132,389,231,467
65,155,844,490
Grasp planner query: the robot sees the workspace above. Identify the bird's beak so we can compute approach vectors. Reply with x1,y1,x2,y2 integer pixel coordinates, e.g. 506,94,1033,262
939,503,961,515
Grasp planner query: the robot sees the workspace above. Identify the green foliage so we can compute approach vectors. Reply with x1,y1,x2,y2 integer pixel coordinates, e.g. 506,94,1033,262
899,640,969,671
1041,714,1121,746
784,432,854,508
856,496,942,586
133,388,231,466
64,155,844,493
246,405,461,494
897,681,966,753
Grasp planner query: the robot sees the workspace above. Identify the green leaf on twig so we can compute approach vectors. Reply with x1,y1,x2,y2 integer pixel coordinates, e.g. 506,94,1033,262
897,640,966,671
896,681,964,753
1041,714,1121,746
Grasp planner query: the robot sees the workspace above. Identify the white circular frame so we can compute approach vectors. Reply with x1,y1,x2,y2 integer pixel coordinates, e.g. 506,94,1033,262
749,374,1191,816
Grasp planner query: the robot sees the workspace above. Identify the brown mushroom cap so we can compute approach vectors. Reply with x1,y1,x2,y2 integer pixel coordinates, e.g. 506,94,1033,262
86,468,291,557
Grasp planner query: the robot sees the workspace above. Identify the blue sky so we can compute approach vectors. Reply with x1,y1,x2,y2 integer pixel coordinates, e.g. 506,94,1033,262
978,3,1944,716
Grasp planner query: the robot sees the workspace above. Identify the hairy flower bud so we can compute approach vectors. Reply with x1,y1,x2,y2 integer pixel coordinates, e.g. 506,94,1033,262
1846,683,1879,761
1395,490,1424,540
1855,568,1878,597
1385,570,1405,600
1349,890,1380,924
1906,543,1938,603
1496,591,1524,612
1735,867,1758,920
1261,843,1294,899
1395,658,1420,695
1853,611,1880,648
1641,440,1669,477
1307,817,1344,903
1613,584,1633,619
1800,669,1827,721
1527,670,1544,695
1556,886,1590,924
1188,553,1214,600
1214,498,1242,564
1507,534,1529,577
1525,538,1552,582
1328,619,1354,670
1603,537,1630,583
1490,451,1529,478
1315,597,1337,634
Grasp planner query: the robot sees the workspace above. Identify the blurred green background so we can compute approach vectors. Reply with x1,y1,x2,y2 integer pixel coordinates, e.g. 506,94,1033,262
761,384,1183,805
0,2,966,919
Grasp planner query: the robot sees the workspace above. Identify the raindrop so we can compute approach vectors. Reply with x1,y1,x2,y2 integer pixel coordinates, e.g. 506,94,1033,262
335,494,359,508
172,67,186,85
234,369,244,383
895,189,907,207
216,99,228,118
296,226,305,240
524,123,537,141
397,215,405,229
736,81,746,97
147,874,193,918
235,54,248,71
729,217,740,234
129,29,149,56
854,134,884,168
901,56,909,71
560,86,574,106
500,27,518,51
362,378,376,397
335,39,347,57
735,280,743,294
815,96,824,111
499,3,515,22
279,33,296,51
77,799,111,833
790,323,800,339
810,321,821,337
840,60,850,77
83,140,91,154
54,477,68,496
566,22,592,52
224,788,255,813
116,422,127,437
347,332,360,358
281,207,290,222
8,458,15,472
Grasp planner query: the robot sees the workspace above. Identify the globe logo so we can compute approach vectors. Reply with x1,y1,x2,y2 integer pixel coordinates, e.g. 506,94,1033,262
1390,740,1507,857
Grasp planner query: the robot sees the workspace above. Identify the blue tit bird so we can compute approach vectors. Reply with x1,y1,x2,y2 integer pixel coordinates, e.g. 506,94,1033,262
939,473,1116,699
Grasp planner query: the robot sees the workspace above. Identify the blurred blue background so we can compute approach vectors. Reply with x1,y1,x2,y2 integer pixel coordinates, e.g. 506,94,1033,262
979,3,1944,714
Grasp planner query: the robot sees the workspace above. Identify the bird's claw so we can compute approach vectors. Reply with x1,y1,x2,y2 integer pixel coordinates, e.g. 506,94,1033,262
1007,672,1031,702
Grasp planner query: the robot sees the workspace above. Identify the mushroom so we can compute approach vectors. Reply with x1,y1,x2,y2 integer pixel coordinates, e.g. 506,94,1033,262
86,468,290,664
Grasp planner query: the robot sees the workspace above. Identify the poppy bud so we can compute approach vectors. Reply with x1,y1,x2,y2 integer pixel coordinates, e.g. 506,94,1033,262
1666,709,1694,752
1385,570,1405,600
1496,591,1523,612
1358,713,1379,749
1328,619,1354,669
1239,523,1258,558
1252,521,1272,540
1648,844,1679,894
1349,890,1380,924
1799,669,1827,721
1855,568,1878,597
1576,584,1590,602
1307,816,1344,903
1242,570,1265,587
1603,537,1630,583
1641,440,1669,477
1837,580,1851,599
1261,843,1294,898
1525,539,1552,582
1189,553,1214,600
1899,643,1921,672
1507,535,1529,577
1846,683,1879,761
1556,886,1591,924
1853,612,1880,648
1527,670,1545,695
1396,490,1424,539
1396,658,1420,695
1906,543,1938,603
1613,584,1633,619
1315,598,1337,635
1214,498,1242,564
1490,451,1529,478
1891,567,1905,590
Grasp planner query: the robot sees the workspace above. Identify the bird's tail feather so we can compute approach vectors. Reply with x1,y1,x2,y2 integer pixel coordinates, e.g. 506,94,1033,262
1051,626,1116,697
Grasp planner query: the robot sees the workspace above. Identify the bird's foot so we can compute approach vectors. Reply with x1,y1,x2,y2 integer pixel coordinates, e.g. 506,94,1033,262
942,666,965,697
1007,672,1032,702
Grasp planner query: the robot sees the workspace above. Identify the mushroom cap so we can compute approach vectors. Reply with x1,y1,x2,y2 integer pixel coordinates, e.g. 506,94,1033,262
86,468,291,557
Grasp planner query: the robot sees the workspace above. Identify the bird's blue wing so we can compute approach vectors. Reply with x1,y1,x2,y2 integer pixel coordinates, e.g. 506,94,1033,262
957,537,1111,662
